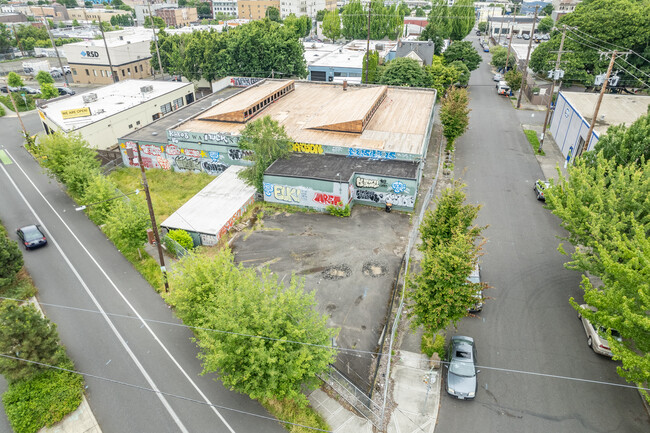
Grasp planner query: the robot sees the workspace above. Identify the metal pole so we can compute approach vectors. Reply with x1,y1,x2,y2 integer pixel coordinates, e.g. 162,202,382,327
504,4,517,72
497,10,505,44
12,25,25,57
42,17,69,87
516,6,539,109
582,51,617,156
136,143,169,292
98,16,117,83
365,2,371,84
6,88,27,136
148,0,164,80
538,25,567,152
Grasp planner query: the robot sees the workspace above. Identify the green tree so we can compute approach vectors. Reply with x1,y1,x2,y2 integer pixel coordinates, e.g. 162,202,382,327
104,200,150,252
378,57,427,87
72,19,80,26
40,82,59,99
56,0,78,8
505,69,522,91
443,41,481,71
419,24,444,55
537,16,553,33
0,302,66,383
415,7,425,17
266,6,281,22
196,2,212,19
397,2,410,17
428,0,451,39
316,9,327,21
38,133,100,198
238,116,291,193
478,21,488,33
36,70,55,85
449,0,475,40
542,3,554,16
425,56,460,96
491,46,517,72
583,112,650,167
166,250,338,404
144,15,166,30
7,71,23,89
81,174,119,225
439,86,470,149
341,0,366,39
361,50,379,83
449,60,470,87
322,9,341,41
0,24,12,53
530,0,650,86
0,233,23,288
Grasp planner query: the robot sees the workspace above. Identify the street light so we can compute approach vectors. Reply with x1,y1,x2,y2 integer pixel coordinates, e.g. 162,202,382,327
75,189,140,211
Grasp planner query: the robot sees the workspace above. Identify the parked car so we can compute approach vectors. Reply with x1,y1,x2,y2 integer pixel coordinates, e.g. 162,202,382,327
516,33,522,39
533,179,550,200
522,34,530,40
467,262,483,313
493,73,503,82
542,34,550,41
16,224,48,250
50,69,62,78
577,304,622,358
56,86,75,96
475,30,481,36
19,86,39,95
0,85,20,93
496,80,511,95
483,44,490,53
446,336,479,400
63,65,71,74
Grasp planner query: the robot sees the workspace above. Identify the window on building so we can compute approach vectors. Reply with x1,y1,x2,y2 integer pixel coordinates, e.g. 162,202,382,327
121,70,125,77
152,113,161,121
140,65,143,72
72,68,77,75
127,67,131,76
173,97,183,110
85,69,89,75
93,69,97,76
128,124,133,129
136,120,141,125
160,102,172,114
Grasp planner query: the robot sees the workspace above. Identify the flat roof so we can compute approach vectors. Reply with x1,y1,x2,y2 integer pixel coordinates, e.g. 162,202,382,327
174,80,436,155
160,165,256,235
41,80,192,131
121,86,244,144
66,28,152,48
561,92,650,136
310,40,398,69
265,153,419,181
303,41,343,65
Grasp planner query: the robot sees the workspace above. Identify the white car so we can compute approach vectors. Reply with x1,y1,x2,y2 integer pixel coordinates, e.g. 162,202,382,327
493,73,503,81
577,304,622,357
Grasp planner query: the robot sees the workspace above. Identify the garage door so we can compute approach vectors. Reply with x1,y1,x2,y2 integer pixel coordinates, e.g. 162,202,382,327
311,71,327,81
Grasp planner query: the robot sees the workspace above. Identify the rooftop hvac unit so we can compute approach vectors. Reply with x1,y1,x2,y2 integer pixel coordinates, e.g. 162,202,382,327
140,85,154,93
82,93,98,103
376,43,384,51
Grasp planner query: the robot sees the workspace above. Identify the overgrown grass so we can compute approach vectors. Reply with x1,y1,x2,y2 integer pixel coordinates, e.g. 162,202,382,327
261,397,329,433
421,331,446,359
0,268,37,301
3,361,84,433
523,129,546,156
108,167,214,223
0,94,37,112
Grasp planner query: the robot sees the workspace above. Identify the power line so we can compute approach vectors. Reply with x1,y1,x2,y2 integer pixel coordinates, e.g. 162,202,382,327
0,353,331,433
569,26,650,64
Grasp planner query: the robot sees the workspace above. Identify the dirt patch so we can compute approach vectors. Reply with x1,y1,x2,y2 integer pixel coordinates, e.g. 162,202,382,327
362,261,388,278
321,264,352,280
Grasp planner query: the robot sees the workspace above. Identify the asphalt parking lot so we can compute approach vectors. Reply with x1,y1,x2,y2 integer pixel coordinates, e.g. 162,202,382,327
232,206,411,391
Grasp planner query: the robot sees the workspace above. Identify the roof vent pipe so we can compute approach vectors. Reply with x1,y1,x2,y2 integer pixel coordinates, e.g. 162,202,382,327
343,80,348,91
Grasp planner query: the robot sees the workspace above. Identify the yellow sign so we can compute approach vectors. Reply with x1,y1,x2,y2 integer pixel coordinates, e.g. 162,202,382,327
61,107,91,119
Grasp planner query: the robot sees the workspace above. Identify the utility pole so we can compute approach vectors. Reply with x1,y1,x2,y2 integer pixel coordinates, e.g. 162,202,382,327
365,2,371,84
538,25,568,153
42,17,69,87
6,87,27,136
516,5,539,109
504,4,517,72
136,143,169,292
148,0,164,80
12,25,25,57
98,16,117,83
497,10,505,44
582,51,618,157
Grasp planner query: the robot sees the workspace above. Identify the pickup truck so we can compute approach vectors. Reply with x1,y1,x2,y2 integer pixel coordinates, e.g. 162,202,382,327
496,81,511,95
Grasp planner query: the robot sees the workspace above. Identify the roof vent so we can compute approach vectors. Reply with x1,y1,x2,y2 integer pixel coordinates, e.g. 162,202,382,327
140,85,154,93
82,92,98,103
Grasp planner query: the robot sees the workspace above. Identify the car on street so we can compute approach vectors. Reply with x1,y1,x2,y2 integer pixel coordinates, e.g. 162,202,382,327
50,69,62,78
523,33,530,40
446,336,478,400
577,304,622,358
19,86,39,94
1,85,20,93
475,30,481,36
493,73,503,81
467,262,484,313
63,65,71,74
16,224,48,250
56,86,75,96
542,34,550,41
482,44,489,52
533,179,550,200
516,33,523,39
496,80,511,95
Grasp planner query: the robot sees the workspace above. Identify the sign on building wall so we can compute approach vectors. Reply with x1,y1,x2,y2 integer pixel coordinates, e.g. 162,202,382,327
61,107,92,119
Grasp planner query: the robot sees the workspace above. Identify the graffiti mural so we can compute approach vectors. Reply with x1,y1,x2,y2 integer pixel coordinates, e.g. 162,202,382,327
292,142,323,154
200,233,219,246
202,132,237,146
355,189,415,208
355,177,384,188
184,148,201,158
228,148,253,161
263,183,274,197
218,196,255,239
201,161,229,175
140,144,162,156
167,130,239,147
391,181,406,194
157,156,171,170
174,155,202,172
348,148,397,160
313,192,341,206
208,151,220,161
273,185,301,203
230,77,264,87
165,144,181,156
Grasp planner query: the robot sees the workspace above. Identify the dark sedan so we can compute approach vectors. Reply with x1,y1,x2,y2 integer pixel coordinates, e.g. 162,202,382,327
446,336,479,400
16,224,48,250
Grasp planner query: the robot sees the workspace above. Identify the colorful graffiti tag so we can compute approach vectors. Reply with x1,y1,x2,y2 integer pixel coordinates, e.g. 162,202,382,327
355,189,415,207
273,185,301,203
174,155,202,171
348,148,397,160
228,148,253,161
313,192,341,206
230,77,264,87
292,142,324,154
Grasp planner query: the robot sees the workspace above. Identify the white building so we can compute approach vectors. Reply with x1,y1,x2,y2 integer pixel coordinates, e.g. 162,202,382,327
38,80,196,150
134,2,178,26
279,0,336,19
549,91,650,163
212,0,238,17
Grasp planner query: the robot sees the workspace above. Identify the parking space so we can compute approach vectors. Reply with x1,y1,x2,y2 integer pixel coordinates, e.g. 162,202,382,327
231,206,411,391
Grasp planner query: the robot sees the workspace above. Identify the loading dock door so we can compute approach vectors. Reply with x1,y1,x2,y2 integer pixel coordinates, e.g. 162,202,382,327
311,71,327,81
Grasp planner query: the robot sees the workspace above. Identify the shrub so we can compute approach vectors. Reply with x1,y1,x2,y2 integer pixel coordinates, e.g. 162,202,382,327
421,331,446,359
165,229,193,257
81,174,119,225
326,202,351,217
103,200,150,252
0,232,23,288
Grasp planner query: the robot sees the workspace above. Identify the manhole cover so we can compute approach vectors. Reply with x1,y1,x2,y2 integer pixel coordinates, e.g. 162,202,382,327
362,261,388,278
322,264,352,280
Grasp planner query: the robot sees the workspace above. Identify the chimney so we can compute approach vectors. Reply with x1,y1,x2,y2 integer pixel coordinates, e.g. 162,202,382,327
343,80,348,91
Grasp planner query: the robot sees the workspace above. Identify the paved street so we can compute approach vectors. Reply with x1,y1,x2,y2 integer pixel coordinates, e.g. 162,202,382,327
0,112,286,432
434,37,649,432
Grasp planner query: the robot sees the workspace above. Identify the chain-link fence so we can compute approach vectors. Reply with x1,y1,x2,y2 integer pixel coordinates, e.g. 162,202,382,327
162,233,190,259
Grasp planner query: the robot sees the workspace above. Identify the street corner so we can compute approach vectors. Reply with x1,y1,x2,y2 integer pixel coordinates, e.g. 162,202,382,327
308,389,373,433
39,396,102,433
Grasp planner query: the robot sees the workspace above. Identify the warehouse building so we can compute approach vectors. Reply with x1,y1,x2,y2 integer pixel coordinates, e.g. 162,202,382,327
38,80,195,150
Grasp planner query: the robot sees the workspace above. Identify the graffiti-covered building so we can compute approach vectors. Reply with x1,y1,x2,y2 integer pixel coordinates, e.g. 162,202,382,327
118,79,436,212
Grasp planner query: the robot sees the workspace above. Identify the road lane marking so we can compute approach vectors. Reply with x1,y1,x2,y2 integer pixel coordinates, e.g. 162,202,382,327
0,149,12,165
2,150,237,433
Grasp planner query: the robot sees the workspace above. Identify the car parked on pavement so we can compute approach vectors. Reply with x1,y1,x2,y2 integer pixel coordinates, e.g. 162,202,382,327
482,44,489,53
16,224,48,250
493,73,503,81
577,304,622,358
533,179,550,200
496,80,511,95
56,86,75,96
446,336,479,400
523,33,530,40
0,85,20,93
19,86,39,94
467,262,483,313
